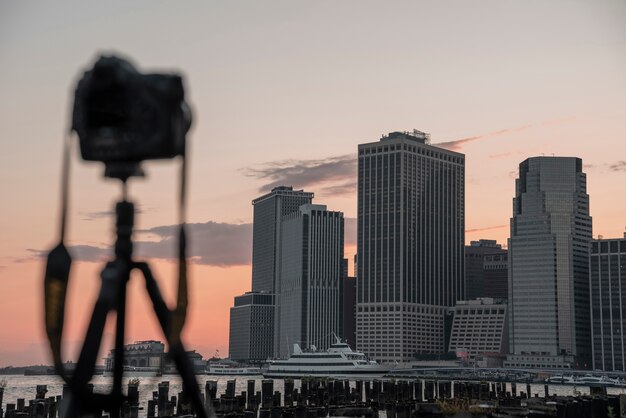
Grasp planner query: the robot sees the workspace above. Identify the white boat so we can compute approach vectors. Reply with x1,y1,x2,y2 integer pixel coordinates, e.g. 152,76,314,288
207,362,262,376
575,375,621,386
546,375,576,384
103,366,161,377
546,374,626,387
263,337,389,379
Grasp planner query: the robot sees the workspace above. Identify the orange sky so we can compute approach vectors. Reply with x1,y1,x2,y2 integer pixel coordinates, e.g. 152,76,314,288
1,1,625,366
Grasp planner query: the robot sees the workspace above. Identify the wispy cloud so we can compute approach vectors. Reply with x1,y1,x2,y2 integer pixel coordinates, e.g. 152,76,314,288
26,245,112,263
80,210,114,221
436,125,533,151
136,221,252,266
243,154,357,196
28,221,253,267
466,224,508,234
609,161,626,172
80,206,153,221
27,217,356,267
319,181,357,197
488,152,512,159
436,117,575,152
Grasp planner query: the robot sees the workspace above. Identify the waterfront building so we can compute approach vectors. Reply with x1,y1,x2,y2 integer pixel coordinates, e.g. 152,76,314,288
465,240,508,300
357,130,465,363
278,204,344,358
508,157,592,366
447,298,508,365
503,354,574,370
590,234,626,372
228,292,275,363
163,350,207,374
104,340,165,373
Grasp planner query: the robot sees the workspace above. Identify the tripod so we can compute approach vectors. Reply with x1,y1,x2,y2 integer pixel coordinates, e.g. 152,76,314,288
47,182,208,418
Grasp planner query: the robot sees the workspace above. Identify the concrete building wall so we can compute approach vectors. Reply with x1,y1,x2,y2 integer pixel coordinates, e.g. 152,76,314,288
447,298,508,364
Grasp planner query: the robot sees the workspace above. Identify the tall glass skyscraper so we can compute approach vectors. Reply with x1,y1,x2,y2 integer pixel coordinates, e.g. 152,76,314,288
251,186,314,292
229,186,313,361
509,157,592,365
278,204,344,357
590,235,626,372
357,131,465,363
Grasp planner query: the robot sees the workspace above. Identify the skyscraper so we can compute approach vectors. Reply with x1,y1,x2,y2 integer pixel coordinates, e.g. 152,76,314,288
252,186,314,293
357,130,465,363
508,157,592,365
589,234,626,372
229,186,313,361
278,204,344,357
465,240,508,300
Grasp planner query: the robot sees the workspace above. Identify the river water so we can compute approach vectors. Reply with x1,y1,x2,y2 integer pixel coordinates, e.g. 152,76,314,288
1,374,625,409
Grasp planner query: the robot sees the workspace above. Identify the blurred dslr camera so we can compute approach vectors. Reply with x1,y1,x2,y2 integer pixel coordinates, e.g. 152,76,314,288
72,55,191,178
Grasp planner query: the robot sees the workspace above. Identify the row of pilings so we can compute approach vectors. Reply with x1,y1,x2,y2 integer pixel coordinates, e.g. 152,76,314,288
0,379,624,418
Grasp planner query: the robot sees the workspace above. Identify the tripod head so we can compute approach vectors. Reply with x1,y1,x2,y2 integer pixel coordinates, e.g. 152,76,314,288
43,54,208,417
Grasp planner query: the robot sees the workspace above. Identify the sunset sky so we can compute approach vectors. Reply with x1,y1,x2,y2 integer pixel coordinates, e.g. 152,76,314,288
1,1,625,367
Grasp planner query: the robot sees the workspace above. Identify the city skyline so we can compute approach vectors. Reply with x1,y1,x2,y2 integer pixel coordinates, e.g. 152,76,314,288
1,1,625,366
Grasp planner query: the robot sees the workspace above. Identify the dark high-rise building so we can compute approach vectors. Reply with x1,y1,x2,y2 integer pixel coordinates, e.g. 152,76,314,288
252,186,314,292
465,240,508,300
278,204,344,357
229,186,313,361
508,157,592,365
343,257,357,349
228,292,275,363
590,235,626,372
357,130,465,363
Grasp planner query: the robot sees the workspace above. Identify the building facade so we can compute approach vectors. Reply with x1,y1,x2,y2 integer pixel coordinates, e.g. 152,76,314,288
508,157,592,365
447,298,508,364
465,240,508,300
228,292,275,363
590,235,626,372
357,130,465,363
229,186,313,361
251,186,314,293
343,273,357,349
105,340,165,373
278,204,344,358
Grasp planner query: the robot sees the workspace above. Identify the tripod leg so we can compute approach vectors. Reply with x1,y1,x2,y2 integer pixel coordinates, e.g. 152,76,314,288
134,262,209,418
66,262,121,417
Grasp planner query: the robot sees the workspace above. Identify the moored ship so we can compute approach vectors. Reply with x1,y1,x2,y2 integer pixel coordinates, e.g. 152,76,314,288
207,361,262,376
264,338,389,379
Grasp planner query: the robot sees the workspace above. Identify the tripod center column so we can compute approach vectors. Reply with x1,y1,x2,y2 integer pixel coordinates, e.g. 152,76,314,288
115,201,135,261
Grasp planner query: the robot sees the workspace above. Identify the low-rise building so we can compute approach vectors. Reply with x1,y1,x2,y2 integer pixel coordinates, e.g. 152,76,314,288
447,298,508,365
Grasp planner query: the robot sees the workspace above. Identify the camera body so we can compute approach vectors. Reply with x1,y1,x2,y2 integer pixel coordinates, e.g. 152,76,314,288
72,56,191,163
